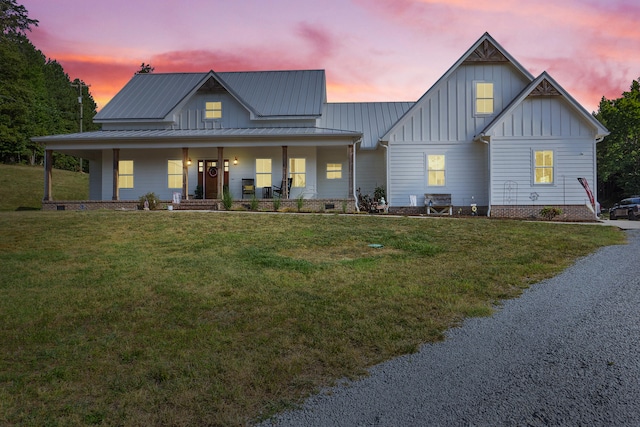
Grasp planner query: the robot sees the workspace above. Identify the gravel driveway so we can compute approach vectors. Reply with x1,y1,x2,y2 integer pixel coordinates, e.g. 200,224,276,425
261,228,640,426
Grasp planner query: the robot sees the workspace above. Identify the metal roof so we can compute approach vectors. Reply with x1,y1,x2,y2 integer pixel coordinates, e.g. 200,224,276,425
32,127,360,143
95,70,326,122
318,102,414,149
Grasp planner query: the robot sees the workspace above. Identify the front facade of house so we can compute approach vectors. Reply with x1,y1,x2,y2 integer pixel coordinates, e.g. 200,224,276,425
36,33,607,219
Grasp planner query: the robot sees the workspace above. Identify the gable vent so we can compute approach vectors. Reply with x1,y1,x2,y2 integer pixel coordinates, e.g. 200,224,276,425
463,40,508,64
199,77,227,94
528,79,560,97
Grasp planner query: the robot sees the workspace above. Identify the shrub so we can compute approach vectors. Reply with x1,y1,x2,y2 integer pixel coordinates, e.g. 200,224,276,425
540,206,563,220
273,196,281,211
250,195,259,211
222,189,233,211
194,185,203,199
138,192,160,210
296,194,304,212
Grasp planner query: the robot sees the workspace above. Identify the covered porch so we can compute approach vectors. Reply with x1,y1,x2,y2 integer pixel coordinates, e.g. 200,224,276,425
37,128,361,207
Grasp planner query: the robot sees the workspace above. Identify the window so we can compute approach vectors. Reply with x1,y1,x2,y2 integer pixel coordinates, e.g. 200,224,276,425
205,101,222,119
118,160,134,188
534,150,554,184
427,155,445,186
256,159,272,188
326,163,342,179
475,82,494,115
289,158,306,187
168,159,183,188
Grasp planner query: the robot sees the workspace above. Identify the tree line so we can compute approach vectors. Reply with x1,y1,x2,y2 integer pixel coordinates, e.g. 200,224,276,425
595,79,640,204
0,0,98,171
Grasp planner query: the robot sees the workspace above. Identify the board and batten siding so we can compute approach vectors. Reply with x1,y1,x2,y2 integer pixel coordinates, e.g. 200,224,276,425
388,142,488,207
355,149,386,198
489,97,598,207
385,63,529,207
387,64,530,144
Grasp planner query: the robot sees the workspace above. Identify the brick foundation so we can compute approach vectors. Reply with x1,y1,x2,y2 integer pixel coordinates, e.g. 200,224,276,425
490,205,596,221
42,198,357,213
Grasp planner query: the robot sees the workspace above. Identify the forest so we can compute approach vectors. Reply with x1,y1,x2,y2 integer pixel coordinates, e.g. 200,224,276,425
0,0,98,172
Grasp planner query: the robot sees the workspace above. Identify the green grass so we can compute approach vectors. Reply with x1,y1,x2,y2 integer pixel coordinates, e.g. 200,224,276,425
0,164,89,211
0,212,625,426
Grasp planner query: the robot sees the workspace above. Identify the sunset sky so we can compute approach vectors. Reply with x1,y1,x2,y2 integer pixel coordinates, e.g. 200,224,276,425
21,0,640,113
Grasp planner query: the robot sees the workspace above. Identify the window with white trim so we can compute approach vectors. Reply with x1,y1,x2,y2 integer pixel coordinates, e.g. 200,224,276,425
475,82,494,115
534,150,554,184
289,158,306,187
205,101,222,119
326,163,342,179
168,159,183,188
256,159,272,188
427,154,445,186
118,160,134,188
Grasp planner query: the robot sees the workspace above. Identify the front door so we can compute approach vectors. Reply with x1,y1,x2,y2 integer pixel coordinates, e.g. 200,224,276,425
198,159,229,199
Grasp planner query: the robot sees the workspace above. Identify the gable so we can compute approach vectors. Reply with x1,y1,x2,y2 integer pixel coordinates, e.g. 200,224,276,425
477,73,609,141
381,33,535,144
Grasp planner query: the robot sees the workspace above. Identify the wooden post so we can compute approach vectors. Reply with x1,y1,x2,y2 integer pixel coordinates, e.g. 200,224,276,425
44,149,52,201
112,148,119,201
348,144,354,198
281,145,288,198
182,147,189,200
217,147,224,198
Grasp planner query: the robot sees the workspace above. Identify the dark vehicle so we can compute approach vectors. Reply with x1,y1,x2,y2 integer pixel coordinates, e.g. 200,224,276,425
609,196,640,220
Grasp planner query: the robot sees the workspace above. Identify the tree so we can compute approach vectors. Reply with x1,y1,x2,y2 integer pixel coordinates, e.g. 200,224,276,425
136,63,154,74
0,0,38,36
595,79,640,202
0,0,98,170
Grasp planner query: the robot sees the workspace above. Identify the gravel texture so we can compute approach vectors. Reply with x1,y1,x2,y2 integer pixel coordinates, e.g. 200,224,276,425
260,230,640,426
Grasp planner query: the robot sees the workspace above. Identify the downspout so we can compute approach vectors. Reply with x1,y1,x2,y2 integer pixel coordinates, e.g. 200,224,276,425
475,133,492,217
353,138,361,212
381,141,389,211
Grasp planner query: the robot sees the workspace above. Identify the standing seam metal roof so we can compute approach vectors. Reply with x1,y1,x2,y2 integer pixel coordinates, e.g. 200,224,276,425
95,70,326,121
318,102,414,149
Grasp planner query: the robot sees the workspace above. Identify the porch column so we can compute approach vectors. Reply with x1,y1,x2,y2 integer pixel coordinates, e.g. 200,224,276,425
112,148,119,201
281,145,288,198
217,147,224,198
182,147,189,200
348,144,354,198
44,149,53,201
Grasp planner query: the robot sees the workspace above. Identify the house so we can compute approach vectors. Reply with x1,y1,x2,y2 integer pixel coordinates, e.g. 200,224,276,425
36,33,607,219
380,34,608,219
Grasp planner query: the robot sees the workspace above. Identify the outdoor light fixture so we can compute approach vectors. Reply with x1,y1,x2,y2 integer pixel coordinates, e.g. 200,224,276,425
233,157,238,165
187,158,192,166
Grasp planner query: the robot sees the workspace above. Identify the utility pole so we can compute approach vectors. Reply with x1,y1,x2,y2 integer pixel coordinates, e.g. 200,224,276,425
71,82,89,171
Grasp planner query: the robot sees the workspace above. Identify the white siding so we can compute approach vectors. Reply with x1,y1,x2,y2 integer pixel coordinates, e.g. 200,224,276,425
355,149,386,197
388,64,530,143
388,142,488,207
490,138,595,206
317,146,351,198
493,97,595,139
386,63,527,207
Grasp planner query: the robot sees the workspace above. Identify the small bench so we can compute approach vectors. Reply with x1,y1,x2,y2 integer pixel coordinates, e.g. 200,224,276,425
424,193,452,215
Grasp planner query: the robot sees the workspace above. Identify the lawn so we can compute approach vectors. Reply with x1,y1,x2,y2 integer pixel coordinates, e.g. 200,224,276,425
0,164,89,211
0,211,625,426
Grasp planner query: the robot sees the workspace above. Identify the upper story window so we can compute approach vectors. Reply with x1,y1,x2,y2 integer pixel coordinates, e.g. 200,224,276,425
205,101,222,119
475,82,494,115
534,150,554,184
